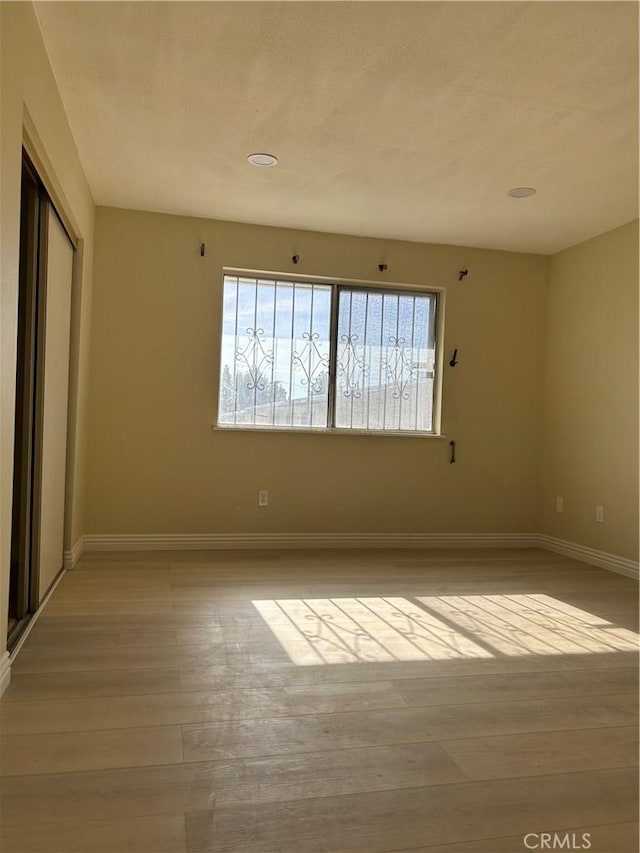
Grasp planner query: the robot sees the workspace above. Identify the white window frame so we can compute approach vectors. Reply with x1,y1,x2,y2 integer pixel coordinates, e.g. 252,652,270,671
215,268,446,437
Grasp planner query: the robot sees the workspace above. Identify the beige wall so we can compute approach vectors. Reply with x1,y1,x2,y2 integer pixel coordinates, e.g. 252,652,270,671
0,3,94,647
86,206,548,537
538,220,639,561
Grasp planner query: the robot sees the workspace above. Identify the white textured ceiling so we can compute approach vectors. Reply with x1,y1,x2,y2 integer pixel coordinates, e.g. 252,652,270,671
35,1,638,254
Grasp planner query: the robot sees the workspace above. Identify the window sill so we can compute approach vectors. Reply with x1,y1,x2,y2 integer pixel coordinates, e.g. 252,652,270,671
211,424,446,439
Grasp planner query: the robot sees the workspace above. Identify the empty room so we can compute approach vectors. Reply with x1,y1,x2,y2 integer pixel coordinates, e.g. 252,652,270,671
0,2,638,852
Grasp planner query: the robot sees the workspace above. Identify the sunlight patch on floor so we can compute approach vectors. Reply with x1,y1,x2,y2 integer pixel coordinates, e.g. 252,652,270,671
419,593,639,658
252,594,638,665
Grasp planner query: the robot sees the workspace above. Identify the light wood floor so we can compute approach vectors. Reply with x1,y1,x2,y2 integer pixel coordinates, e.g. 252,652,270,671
1,548,638,853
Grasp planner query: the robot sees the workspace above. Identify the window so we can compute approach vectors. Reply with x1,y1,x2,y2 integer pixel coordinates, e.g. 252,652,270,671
218,273,440,434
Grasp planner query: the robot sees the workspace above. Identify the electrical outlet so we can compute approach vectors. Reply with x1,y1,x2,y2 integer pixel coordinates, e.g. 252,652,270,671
258,490,269,507
555,496,563,513
596,505,605,523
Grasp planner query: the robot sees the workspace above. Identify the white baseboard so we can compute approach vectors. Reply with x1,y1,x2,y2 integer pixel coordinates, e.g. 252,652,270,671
63,538,84,570
538,535,639,580
82,532,538,551
0,651,11,697
79,531,639,580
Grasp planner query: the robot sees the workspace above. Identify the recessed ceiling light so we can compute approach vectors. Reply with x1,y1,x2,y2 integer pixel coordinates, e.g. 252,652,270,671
507,186,536,198
247,153,279,167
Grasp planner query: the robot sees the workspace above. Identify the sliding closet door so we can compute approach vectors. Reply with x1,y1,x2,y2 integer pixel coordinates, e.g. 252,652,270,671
36,206,74,600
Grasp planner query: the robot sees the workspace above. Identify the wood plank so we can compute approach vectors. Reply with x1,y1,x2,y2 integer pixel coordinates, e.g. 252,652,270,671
11,642,226,674
0,762,218,821
0,814,187,853
2,667,182,702
0,743,464,822
1,726,183,775
182,694,638,762
0,681,409,734
179,651,639,692
185,768,638,852
393,667,639,707
440,725,638,780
